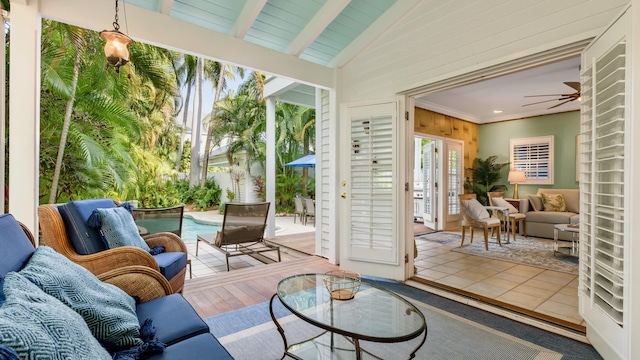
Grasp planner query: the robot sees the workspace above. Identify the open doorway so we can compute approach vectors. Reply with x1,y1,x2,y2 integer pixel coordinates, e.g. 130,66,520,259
413,136,437,235
412,135,464,235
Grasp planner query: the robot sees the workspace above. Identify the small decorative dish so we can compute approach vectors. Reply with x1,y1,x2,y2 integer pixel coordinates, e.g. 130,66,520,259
322,270,362,300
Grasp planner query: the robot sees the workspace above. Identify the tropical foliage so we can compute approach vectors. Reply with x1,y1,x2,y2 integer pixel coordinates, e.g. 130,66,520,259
464,156,509,205
34,19,315,214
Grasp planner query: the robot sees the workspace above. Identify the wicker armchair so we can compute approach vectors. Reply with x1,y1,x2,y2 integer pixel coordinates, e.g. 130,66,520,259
38,203,188,293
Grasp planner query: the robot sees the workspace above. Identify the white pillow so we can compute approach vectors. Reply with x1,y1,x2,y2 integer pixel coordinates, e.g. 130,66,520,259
462,199,490,220
492,197,518,214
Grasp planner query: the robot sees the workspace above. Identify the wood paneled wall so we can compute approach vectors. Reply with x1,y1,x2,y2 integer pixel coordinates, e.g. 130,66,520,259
414,108,479,173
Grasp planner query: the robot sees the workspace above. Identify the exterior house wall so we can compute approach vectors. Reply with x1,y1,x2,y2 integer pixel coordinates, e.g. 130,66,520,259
339,1,627,104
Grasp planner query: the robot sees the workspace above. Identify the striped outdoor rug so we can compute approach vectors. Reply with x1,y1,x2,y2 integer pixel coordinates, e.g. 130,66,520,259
205,277,600,360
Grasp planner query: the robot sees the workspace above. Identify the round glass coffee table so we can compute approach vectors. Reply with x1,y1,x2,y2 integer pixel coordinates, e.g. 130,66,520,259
269,273,427,360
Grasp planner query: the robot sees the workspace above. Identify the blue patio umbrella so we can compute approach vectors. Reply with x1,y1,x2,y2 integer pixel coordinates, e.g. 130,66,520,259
285,154,316,168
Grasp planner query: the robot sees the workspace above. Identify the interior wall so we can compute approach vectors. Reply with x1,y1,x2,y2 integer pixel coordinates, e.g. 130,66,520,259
478,111,580,198
414,107,478,175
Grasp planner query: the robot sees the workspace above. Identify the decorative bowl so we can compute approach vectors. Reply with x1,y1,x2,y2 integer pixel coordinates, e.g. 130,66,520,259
322,270,362,300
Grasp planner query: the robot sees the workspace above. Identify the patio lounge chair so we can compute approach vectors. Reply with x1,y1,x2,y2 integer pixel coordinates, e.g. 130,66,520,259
195,202,280,271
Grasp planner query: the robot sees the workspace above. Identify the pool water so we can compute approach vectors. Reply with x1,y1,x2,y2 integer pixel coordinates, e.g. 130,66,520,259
181,217,221,242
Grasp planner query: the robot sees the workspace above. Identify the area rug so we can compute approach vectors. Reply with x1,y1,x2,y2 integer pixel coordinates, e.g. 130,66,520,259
206,277,600,360
417,232,578,275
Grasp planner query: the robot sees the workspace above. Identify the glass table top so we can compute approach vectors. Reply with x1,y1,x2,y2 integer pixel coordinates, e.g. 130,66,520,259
276,273,425,342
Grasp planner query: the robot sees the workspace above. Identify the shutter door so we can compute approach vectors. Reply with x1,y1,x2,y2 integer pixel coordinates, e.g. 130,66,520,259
347,103,397,264
580,7,629,357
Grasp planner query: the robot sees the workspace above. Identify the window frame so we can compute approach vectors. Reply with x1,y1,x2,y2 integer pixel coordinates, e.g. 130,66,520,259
509,135,554,185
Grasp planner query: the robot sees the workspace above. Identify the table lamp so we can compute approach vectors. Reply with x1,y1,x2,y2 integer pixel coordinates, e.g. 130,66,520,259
508,170,526,199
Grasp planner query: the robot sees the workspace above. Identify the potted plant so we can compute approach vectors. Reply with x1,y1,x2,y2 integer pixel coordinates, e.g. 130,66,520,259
464,155,509,205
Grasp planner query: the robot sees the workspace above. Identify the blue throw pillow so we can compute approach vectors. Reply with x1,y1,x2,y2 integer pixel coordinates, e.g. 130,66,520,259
0,272,111,359
19,246,144,349
97,207,151,252
58,199,116,255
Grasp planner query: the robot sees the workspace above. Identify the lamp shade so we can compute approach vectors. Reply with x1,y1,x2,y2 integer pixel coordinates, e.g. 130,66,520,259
508,170,526,183
100,30,132,72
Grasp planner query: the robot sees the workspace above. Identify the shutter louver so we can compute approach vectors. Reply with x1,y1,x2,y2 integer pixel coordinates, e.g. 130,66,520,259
581,41,626,327
447,147,461,215
349,112,396,263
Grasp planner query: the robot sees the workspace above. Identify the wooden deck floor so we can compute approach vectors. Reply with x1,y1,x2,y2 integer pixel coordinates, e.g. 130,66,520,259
183,256,338,318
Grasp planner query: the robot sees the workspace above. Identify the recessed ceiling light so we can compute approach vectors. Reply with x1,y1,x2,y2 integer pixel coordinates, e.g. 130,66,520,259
493,110,503,114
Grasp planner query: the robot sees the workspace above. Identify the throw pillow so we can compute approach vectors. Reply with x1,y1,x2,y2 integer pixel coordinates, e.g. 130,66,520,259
461,199,490,220
491,197,518,214
541,193,567,212
0,272,111,360
527,194,544,211
19,246,144,349
97,207,151,252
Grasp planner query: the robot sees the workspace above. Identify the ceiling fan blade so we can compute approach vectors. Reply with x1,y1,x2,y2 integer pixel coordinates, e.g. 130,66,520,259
524,94,572,97
547,98,576,109
522,98,566,107
564,82,581,91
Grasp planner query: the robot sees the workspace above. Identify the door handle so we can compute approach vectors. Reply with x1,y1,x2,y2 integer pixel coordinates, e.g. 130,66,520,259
341,192,346,199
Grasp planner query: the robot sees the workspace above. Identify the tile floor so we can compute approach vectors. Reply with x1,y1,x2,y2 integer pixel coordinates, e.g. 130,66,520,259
414,232,583,327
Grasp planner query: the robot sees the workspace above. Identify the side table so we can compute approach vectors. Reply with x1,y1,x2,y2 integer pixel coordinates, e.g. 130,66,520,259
503,198,521,212
553,223,580,257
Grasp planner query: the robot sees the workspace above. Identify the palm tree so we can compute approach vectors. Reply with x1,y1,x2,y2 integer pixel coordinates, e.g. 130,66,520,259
200,61,245,187
276,103,315,194
173,54,197,172
189,57,204,186
40,20,180,203
44,23,86,204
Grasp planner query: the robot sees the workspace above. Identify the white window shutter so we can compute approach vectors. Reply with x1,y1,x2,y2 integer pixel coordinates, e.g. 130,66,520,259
348,106,397,263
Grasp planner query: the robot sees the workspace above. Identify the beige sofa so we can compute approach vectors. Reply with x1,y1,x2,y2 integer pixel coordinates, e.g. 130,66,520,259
520,188,579,240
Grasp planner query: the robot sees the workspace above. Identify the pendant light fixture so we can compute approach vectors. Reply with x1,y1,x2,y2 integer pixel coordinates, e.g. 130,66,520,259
100,0,132,73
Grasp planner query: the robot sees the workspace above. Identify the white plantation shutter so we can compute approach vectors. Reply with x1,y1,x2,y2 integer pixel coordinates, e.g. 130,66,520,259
581,39,626,326
348,104,397,263
579,7,631,358
510,136,554,184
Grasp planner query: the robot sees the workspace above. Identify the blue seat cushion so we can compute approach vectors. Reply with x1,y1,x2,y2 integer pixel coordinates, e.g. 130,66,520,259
146,333,233,360
153,252,187,281
0,214,35,277
58,199,116,255
136,294,209,346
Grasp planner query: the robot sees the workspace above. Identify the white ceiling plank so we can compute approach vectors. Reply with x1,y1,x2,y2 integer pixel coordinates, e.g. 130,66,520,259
264,77,298,98
39,0,334,89
160,0,174,15
328,0,421,68
232,0,267,38
285,0,351,56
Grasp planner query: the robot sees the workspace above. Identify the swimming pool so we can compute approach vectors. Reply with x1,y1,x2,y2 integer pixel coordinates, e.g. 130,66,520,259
180,217,221,242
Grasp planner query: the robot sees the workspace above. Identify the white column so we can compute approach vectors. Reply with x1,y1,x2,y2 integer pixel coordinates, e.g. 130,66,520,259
265,97,276,238
9,1,41,234
0,10,6,214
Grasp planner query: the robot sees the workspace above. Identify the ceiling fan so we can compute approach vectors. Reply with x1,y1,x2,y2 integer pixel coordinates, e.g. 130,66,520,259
522,82,581,109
